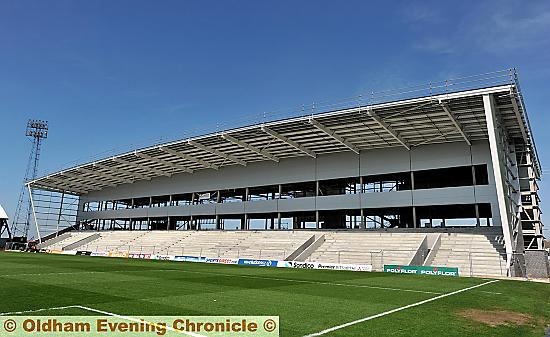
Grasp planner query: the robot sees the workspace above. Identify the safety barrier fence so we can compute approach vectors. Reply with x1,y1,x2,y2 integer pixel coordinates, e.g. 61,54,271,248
77,244,289,261
70,243,509,276
304,249,507,276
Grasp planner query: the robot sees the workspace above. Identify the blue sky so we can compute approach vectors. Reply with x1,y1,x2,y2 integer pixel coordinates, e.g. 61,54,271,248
0,0,548,237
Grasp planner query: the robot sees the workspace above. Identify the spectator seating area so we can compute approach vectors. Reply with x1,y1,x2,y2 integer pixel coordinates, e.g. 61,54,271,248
39,229,507,276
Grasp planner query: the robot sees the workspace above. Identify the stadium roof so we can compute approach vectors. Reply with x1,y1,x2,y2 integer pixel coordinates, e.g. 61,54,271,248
29,73,541,195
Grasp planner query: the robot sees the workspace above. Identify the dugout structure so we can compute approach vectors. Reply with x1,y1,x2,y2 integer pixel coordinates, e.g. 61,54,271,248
27,69,544,276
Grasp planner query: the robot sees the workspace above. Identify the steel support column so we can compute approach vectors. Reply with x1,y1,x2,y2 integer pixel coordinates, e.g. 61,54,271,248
483,94,514,273
27,184,41,243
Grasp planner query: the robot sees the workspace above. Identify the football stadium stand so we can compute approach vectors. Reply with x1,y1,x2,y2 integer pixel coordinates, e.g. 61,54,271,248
305,232,427,267
37,229,509,276
20,70,547,278
430,231,507,276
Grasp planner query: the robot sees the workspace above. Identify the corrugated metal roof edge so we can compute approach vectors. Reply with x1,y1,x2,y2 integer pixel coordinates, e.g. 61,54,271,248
31,84,537,189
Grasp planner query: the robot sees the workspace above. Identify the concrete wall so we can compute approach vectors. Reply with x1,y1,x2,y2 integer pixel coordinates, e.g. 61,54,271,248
79,140,499,224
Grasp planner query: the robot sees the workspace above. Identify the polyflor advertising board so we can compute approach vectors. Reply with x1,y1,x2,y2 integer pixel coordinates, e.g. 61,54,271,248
383,264,459,276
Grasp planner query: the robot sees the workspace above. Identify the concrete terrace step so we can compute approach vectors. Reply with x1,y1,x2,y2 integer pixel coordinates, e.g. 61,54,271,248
430,232,506,276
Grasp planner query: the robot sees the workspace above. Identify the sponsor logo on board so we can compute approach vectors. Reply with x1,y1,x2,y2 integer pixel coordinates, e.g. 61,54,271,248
238,258,278,267
287,261,372,272
107,251,129,258
173,255,206,263
207,257,239,264
383,265,459,276
129,253,151,259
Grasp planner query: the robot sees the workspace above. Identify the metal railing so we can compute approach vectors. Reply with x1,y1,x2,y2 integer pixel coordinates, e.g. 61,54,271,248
428,249,507,277
303,248,508,276
78,244,287,260
305,249,419,270
60,242,513,277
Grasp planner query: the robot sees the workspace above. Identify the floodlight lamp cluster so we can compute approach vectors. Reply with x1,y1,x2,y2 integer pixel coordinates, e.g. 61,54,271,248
26,119,49,139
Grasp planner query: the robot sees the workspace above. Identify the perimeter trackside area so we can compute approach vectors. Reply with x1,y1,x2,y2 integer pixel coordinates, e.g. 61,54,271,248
1,252,549,337
49,249,466,276
46,249,373,273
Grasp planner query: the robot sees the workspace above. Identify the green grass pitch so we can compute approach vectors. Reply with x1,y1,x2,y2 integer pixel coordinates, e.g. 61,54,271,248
0,252,549,337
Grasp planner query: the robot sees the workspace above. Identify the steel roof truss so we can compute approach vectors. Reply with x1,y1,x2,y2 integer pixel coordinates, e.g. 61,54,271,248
220,133,279,162
94,162,150,181
115,157,172,177
187,140,247,166
77,167,134,185
260,126,316,158
364,108,410,150
308,118,360,154
46,176,101,192
379,100,437,120
439,100,471,145
157,146,219,170
135,151,193,173
59,171,116,188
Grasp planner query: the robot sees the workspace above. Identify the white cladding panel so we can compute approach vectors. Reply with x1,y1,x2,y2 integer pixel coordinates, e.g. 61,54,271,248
244,200,279,214
316,194,361,210
188,204,217,216
316,151,359,180
278,197,316,213
411,142,472,171
360,146,410,176
413,186,476,206
147,207,169,217
216,202,245,215
361,191,414,208
167,206,191,217
81,141,495,214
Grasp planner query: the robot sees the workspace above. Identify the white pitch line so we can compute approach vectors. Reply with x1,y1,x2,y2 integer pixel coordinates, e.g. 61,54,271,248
178,270,443,295
0,305,79,316
73,305,204,337
302,279,500,337
1,269,441,295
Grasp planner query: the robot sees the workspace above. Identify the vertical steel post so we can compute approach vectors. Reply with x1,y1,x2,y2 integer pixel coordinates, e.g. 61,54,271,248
56,191,65,236
315,210,320,229
27,184,41,243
